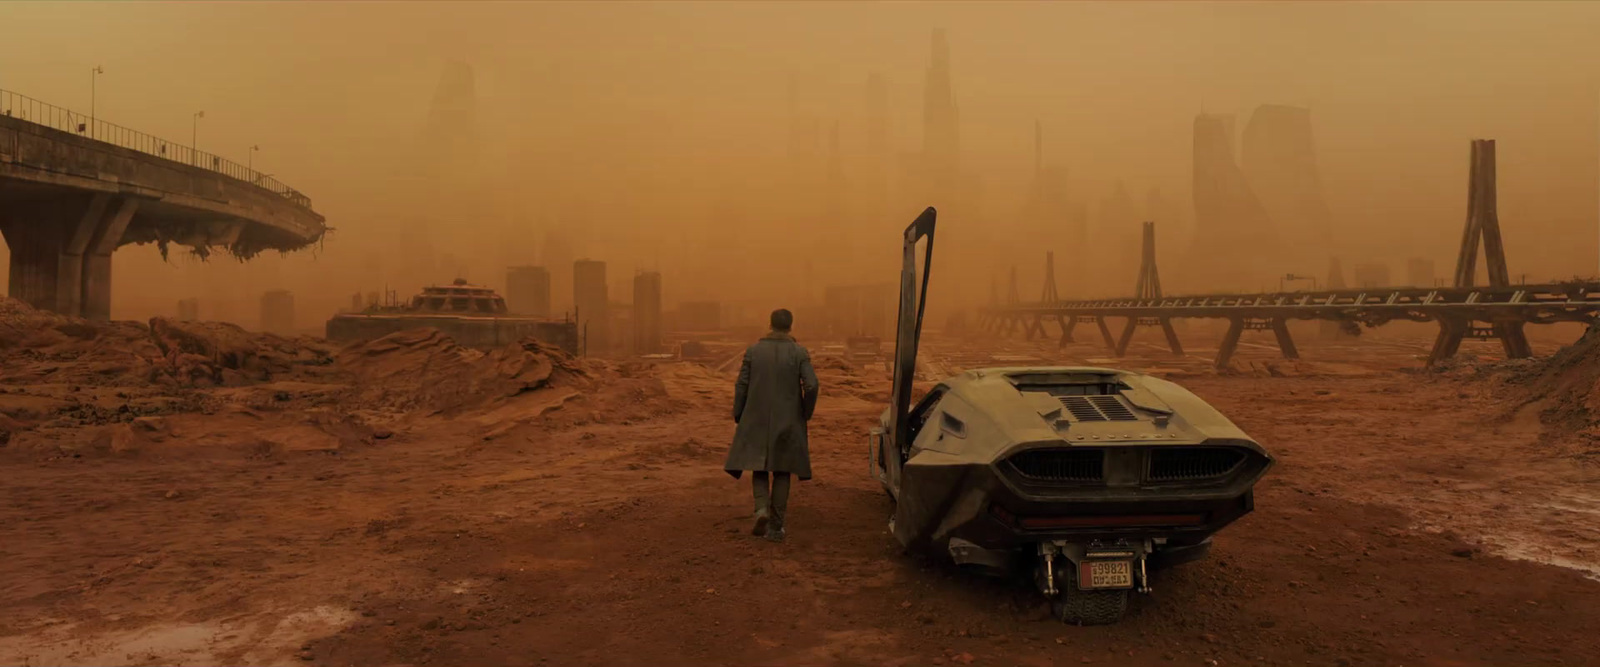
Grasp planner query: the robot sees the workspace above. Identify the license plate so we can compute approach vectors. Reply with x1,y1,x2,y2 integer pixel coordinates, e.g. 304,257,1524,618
1079,559,1133,590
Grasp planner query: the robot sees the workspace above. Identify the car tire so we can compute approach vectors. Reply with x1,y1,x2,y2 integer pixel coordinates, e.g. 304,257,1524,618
1052,569,1130,625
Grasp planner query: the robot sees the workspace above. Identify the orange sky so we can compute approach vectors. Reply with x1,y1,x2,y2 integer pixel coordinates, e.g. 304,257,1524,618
2,1,1597,330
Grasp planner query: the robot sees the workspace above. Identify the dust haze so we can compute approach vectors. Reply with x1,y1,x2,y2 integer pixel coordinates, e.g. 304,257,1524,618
2,1,1597,330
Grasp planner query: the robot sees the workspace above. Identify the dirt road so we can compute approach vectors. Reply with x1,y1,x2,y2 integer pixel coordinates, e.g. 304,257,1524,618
4,324,1600,666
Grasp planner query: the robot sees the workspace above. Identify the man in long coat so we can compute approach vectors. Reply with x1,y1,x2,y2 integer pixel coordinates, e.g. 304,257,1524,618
724,308,819,542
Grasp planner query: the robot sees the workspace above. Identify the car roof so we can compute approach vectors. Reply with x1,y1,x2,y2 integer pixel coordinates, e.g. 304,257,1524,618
930,366,1259,448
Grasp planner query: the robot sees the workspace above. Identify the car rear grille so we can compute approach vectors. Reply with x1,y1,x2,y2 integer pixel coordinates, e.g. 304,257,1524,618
1058,395,1139,422
1007,448,1104,482
1147,447,1246,481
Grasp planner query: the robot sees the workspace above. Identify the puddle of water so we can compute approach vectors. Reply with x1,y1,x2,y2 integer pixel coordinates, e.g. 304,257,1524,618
1409,521,1600,582
0,605,356,667
1486,533,1600,582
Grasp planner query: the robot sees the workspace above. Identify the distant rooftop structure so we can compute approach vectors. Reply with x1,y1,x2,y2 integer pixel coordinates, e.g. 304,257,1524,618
408,279,508,314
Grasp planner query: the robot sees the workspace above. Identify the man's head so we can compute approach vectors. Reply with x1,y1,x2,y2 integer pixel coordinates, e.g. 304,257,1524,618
770,308,794,333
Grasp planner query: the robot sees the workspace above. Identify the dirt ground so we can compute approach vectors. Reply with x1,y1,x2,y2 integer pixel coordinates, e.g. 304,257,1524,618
4,310,1600,666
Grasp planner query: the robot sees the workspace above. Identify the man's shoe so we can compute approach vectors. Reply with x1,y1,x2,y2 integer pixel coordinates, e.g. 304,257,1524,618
751,508,770,536
764,517,785,542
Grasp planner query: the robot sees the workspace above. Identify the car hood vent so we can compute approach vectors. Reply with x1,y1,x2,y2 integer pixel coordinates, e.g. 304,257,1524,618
1058,395,1139,422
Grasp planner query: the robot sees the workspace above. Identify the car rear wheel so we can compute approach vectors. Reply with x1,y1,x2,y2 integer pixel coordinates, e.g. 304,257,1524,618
1051,570,1129,625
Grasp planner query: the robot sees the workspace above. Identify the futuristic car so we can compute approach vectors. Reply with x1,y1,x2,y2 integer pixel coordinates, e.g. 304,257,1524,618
869,208,1274,625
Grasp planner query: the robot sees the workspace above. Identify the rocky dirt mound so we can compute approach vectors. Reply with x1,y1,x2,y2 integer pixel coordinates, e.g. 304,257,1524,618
1499,324,1600,437
0,298,334,389
336,328,591,415
0,298,163,386
149,317,337,387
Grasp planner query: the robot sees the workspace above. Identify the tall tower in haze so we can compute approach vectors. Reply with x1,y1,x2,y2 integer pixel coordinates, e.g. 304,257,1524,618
922,29,960,190
860,73,892,241
866,73,889,157
420,61,480,176
1241,105,1333,264
1191,113,1280,290
826,121,845,217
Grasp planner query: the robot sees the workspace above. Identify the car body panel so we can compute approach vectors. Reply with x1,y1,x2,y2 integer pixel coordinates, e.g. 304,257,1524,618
871,208,1272,577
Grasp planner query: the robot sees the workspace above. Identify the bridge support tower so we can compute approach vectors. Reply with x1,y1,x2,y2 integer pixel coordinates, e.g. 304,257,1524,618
1428,139,1532,366
1112,222,1184,357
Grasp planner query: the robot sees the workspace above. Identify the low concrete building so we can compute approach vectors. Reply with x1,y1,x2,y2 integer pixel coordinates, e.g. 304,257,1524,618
506,265,551,317
573,260,609,355
823,283,895,339
325,280,577,353
261,290,295,336
1406,258,1436,288
633,271,663,354
677,300,722,332
1352,262,1391,289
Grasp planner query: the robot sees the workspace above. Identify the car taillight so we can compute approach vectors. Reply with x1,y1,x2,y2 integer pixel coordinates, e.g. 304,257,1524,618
989,504,1206,529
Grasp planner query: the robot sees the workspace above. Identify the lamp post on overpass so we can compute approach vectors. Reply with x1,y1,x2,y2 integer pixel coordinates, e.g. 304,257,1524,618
1280,273,1317,292
191,110,205,165
248,144,259,171
89,65,103,139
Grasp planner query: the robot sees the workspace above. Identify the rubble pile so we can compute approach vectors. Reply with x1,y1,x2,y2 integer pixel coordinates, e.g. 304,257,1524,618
0,298,336,389
1501,324,1600,435
0,298,164,386
0,297,698,455
149,317,338,387
337,328,592,414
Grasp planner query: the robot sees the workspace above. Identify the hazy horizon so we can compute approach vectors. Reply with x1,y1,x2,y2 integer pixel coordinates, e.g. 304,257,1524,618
3,1,1597,332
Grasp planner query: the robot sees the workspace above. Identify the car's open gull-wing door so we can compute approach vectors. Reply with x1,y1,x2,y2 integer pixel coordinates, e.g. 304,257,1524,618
887,207,937,478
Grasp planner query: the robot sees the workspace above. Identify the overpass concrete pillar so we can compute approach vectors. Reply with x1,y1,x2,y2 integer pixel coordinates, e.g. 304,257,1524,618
55,193,111,316
79,198,138,321
3,215,66,311
2,194,137,319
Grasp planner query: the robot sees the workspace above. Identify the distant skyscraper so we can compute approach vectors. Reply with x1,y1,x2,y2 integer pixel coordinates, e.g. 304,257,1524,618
1321,257,1351,338
1020,120,1078,269
1191,113,1280,289
260,290,295,336
1242,105,1332,258
542,229,575,315
573,259,609,355
1098,182,1142,282
865,73,888,157
420,61,479,175
632,271,663,355
922,29,960,187
506,265,551,317
1406,257,1437,287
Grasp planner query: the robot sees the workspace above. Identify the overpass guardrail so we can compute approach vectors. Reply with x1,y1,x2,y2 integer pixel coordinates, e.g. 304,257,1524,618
0,88,312,209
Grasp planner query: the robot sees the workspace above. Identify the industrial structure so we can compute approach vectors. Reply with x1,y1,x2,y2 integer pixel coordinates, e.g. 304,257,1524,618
0,89,324,320
633,270,663,354
505,265,552,317
822,283,895,339
979,140,1598,369
676,300,722,333
573,259,609,356
260,290,295,336
325,279,577,353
